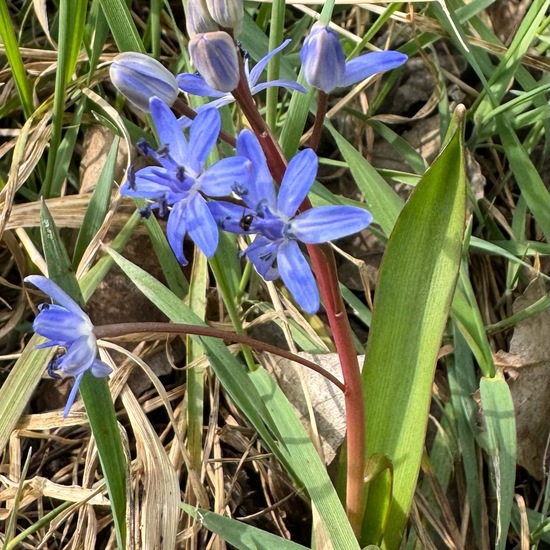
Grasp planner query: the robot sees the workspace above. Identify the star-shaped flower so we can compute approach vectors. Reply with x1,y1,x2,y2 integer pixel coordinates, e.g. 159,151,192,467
177,39,306,113
24,276,112,417
120,97,251,264
300,23,407,94
209,131,373,313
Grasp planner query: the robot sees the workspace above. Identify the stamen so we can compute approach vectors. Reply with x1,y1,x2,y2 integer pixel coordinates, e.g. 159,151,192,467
176,166,186,182
157,144,170,158
127,165,137,190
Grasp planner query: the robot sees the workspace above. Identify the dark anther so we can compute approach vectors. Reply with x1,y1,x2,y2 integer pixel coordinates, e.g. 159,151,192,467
38,303,50,312
137,139,154,157
127,165,137,190
158,198,168,218
231,183,248,196
176,166,186,182
47,357,62,379
139,206,152,219
237,42,248,59
157,144,170,158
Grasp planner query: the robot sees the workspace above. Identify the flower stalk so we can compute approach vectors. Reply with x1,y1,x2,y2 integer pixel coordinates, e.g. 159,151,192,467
92,322,345,392
231,57,366,534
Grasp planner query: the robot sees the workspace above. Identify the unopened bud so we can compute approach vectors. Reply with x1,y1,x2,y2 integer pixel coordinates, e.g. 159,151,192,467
110,52,178,111
300,24,345,94
189,31,240,92
186,0,217,37
206,0,243,36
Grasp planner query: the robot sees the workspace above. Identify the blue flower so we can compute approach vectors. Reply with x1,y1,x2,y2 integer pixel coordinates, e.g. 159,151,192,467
120,97,251,265
24,276,112,417
300,23,407,94
177,39,306,112
209,131,373,313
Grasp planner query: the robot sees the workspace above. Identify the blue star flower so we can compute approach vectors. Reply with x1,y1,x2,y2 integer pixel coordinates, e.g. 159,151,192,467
208,131,373,313
120,96,251,265
300,23,407,94
177,39,306,113
24,276,112,418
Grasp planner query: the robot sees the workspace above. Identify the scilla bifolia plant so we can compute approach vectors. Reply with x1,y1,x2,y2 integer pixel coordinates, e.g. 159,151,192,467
28,1,412,545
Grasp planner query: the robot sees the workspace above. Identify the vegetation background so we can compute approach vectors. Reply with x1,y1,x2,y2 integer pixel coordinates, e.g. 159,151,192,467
0,0,548,548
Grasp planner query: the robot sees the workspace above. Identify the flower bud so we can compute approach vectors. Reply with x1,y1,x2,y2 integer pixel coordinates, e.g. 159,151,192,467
300,24,346,94
189,31,240,92
110,52,178,112
205,0,243,36
186,0,218,37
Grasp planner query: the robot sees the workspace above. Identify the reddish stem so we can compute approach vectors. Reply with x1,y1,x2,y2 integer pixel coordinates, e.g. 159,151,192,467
309,91,328,151
232,71,366,534
93,322,345,392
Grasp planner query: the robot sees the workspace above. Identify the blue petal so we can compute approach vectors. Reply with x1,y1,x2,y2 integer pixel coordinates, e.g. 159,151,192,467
33,305,90,344
166,200,189,265
176,73,226,98
278,240,319,313
121,166,187,201
208,201,255,234
342,51,407,87
245,236,280,281
199,156,252,197
149,97,189,165
186,194,219,258
58,334,97,376
24,276,86,319
91,359,113,378
188,108,221,174
300,25,345,93
290,206,373,243
236,130,276,209
248,39,291,87
251,79,307,95
63,372,84,417
277,148,318,217
204,95,235,109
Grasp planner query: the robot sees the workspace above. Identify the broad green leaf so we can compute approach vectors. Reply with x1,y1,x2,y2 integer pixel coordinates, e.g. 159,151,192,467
39,203,127,548
182,504,309,549
361,108,466,549
479,374,517,550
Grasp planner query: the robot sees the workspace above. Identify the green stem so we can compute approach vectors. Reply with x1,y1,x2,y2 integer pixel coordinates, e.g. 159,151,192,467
209,255,256,371
93,322,345,392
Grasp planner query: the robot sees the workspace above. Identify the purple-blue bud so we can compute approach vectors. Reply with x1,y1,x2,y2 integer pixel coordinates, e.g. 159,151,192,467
205,0,243,36
186,0,218,37
110,52,178,112
189,31,240,92
300,24,346,94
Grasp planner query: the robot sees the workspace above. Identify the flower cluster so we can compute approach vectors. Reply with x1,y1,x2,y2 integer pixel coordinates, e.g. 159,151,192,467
24,276,112,417
110,15,407,312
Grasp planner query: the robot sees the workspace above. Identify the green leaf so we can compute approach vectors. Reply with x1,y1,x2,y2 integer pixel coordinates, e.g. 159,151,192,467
326,120,404,237
98,0,145,52
479,374,517,550
182,504,310,549
39,202,127,548
43,0,89,197
0,0,34,117
73,137,119,267
104,247,360,550
361,108,467,548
